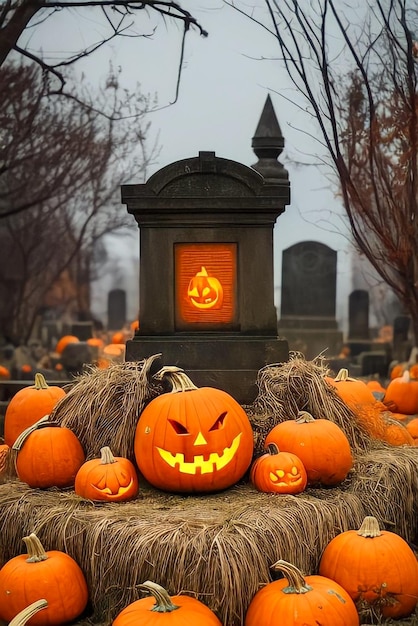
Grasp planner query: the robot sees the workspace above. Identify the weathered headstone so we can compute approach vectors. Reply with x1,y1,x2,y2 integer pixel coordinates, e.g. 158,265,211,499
71,321,94,341
278,241,343,359
107,289,127,331
392,314,412,363
348,289,369,340
121,96,290,403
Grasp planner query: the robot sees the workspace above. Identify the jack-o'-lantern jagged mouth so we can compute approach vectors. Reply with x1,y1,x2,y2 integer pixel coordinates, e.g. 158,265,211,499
156,433,242,474
269,470,304,487
90,479,135,497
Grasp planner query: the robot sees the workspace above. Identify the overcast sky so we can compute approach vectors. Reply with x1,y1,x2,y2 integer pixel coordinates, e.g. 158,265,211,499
23,1,354,327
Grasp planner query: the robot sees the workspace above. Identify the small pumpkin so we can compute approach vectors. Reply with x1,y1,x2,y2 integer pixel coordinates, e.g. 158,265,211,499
113,580,222,626
406,417,418,441
265,411,353,486
55,335,79,354
4,373,66,447
0,533,88,624
75,446,139,502
326,368,377,407
383,370,418,415
250,442,307,494
319,516,418,619
0,364,11,380
13,416,85,488
111,331,125,345
134,366,254,493
382,418,414,446
245,559,359,626
9,599,48,626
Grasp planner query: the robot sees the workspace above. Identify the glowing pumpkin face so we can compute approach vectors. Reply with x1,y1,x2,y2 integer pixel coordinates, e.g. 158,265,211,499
74,446,139,502
134,367,254,493
250,443,307,494
187,266,223,310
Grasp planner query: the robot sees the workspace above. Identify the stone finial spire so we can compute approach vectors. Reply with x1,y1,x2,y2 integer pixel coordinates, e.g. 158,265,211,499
251,94,288,182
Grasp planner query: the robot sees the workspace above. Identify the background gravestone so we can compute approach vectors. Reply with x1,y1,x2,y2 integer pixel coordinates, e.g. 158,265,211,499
107,289,127,331
278,241,343,359
348,289,369,340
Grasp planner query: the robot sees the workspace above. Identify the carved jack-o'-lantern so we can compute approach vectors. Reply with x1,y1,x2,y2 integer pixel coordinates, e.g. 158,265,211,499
250,443,307,494
187,266,223,310
134,367,254,493
75,446,139,502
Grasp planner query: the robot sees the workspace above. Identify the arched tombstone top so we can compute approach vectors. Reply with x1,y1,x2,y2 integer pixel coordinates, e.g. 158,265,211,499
144,151,265,198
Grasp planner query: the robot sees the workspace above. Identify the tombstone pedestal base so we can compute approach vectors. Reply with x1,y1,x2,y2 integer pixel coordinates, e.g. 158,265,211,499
125,335,289,404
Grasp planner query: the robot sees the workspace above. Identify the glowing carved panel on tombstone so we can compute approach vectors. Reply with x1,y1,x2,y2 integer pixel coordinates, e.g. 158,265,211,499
175,243,237,329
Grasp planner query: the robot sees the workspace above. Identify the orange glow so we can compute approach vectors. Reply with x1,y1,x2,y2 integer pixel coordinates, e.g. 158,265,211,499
175,243,237,327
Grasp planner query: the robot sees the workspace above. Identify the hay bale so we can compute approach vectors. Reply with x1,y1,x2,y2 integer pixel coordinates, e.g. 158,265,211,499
49,355,162,461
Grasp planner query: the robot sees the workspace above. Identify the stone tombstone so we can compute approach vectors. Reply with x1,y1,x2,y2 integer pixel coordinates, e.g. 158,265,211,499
107,289,127,331
348,289,370,340
278,241,343,359
392,314,412,362
121,95,291,403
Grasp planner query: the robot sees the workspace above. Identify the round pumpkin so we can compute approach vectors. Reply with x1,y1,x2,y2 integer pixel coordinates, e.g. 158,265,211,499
250,442,307,494
382,418,414,446
326,368,377,407
13,417,85,488
134,366,254,493
265,411,353,486
55,335,79,354
383,370,418,415
9,599,48,626
245,559,359,626
111,331,125,345
0,533,88,624
113,580,222,626
4,373,66,447
319,516,418,619
406,417,418,440
0,365,11,380
75,446,139,502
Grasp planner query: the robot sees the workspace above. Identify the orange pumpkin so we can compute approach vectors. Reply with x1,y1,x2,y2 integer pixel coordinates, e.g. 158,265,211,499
75,446,139,502
0,532,88,624
383,370,418,415
134,366,254,493
0,365,11,380
245,560,359,626
382,418,414,446
250,443,307,494
326,368,377,408
265,411,353,486
111,331,125,344
55,335,79,354
319,516,418,619
406,417,418,438
390,362,406,379
112,580,222,626
366,379,386,394
4,373,66,447
13,417,85,488
86,337,105,350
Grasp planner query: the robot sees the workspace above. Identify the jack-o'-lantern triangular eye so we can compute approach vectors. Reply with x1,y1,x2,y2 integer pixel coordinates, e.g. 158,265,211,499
168,419,189,435
209,412,227,431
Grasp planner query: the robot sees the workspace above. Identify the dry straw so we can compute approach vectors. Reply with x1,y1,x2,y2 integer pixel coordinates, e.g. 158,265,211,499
0,352,417,626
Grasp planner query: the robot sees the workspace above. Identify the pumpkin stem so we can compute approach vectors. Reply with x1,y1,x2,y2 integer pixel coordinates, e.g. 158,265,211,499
22,533,49,563
271,560,312,594
266,442,280,455
138,580,180,612
153,366,198,393
100,446,116,465
357,516,382,538
9,599,48,626
295,411,315,424
12,415,50,451
333,368,357,383
33,373,50,390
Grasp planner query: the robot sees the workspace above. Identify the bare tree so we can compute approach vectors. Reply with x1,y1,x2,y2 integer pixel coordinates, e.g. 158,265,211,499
0,61,156,344
228,0,418,344
0,2,207,102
